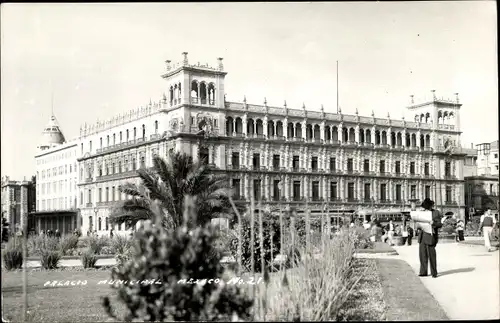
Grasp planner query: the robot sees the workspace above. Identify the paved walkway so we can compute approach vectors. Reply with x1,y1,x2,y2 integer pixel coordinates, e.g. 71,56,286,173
392,242,499,320
24,258,117,268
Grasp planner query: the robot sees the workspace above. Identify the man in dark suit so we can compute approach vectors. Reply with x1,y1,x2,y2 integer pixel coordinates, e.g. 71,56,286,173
418,198,442,278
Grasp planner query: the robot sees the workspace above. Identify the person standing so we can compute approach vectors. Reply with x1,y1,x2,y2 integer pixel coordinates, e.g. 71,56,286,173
456,220,465,242
418,198,442,278
406,225,414,246
478,209,497,251
387,220,395,246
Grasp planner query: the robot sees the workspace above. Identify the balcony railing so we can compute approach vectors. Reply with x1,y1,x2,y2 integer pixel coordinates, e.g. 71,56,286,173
232,164,240,170
96,169,139,181
86,202,93,207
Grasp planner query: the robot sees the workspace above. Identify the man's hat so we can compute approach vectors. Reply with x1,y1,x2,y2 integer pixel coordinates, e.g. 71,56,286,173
421,198,434,210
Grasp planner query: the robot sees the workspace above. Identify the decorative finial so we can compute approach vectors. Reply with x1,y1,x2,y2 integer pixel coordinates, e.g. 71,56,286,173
321,104,324,112
431,89,436,100
165,60,171,71
338,106,341,114
217,57,224,71
182,52,188,66
302,103,306,110
243,95,247,104
387,112,390,119
371,110,374,117
454,93,459,103
284,100,287,108
410,94,414,104
355,108,358,115
264,97,267,105
149,98,152,106
402,115,405,121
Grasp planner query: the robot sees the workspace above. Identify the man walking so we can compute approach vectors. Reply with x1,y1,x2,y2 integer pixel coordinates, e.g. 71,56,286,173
418,198,442,278
478,209,497,252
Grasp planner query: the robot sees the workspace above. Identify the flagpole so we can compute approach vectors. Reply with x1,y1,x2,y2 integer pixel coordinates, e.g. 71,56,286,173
336,61,339,114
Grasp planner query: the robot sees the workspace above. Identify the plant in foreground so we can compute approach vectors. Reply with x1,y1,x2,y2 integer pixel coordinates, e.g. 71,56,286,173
3,235,23,270
102,195,253,322
81,250,98,268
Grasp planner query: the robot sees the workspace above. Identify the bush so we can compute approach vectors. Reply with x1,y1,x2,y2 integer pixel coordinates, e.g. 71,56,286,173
58,235,79,256
81,251,98,268
86,236,110,255
110,235,132,255
3,236,23,270
100,246,114,255
284,246,302,269
261,229,360,321
27,235,59,256
102,196,254,322
228,212,281,273
351,227,373,249
2,217,10,242
40,251,61,269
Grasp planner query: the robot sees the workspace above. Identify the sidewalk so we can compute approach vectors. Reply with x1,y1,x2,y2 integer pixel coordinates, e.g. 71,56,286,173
393,242,499,320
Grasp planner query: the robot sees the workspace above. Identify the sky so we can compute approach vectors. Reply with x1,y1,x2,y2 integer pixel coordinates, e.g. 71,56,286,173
1,2,498,180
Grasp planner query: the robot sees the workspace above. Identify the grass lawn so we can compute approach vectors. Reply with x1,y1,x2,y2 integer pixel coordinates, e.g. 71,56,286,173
337,258,387,321
2,269,123,322
375,258,449,321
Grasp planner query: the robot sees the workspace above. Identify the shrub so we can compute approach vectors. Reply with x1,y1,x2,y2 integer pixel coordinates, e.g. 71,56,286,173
351,227,373,249
81,250,98,268
40,251,61,269
102,196,254,322
58,234,79,256
114,247,133,267
86,236,110,255
3,236,23,270
2,216,10,242
100,246,114,255
228,212,281,273
260,229,361,321
284,246,302,269
110,235,132,255
27,235,59,256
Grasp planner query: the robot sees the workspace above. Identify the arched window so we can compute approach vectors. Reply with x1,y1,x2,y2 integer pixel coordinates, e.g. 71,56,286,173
107,135,110,146
126,129,129,141
98,218,102,231
113,134,116,145
142,125,146,139
119,131,122,143
154,121,158,134
105,218,109,231
89,216,93,231
100,137,103,148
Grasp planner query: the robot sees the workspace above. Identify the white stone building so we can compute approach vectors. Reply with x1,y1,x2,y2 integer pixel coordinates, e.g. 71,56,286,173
36,53,468,234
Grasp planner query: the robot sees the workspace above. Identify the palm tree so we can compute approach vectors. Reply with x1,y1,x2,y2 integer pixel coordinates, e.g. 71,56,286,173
108,152,246,230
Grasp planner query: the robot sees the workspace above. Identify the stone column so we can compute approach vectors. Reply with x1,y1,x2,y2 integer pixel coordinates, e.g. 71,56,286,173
355,125,360,143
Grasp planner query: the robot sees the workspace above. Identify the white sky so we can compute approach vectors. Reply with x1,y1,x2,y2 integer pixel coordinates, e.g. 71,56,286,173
1,2,498,179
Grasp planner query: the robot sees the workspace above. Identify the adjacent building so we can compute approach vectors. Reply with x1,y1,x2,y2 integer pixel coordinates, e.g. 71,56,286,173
35,53,468,235
1,176,36,233
463,140,499,219
33,115,81,234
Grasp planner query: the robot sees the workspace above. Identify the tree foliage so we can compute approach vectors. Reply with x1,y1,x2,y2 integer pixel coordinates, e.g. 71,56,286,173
108,152,246,230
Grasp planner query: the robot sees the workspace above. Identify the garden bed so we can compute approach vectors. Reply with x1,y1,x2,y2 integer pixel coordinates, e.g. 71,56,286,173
356,241,398,254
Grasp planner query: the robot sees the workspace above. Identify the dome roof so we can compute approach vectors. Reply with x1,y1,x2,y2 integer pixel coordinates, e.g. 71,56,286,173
38,115,66,149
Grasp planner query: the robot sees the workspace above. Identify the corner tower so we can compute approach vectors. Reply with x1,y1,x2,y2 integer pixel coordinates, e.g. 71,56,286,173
406,90,462,149
160,52,228,137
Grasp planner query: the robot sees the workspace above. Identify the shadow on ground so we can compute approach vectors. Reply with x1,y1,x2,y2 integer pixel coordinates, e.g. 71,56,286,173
438,267,475,277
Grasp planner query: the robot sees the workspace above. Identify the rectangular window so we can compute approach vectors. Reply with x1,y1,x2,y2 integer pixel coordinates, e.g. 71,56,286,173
105,188,109,202
380,184,387,201
232,179,240,199
364,183,371,200
273,180,280,201
232,152,240,168
293,181,301,201
98,188,102,202
410,162,415,175
100,137,103,148
347,182,355,200
140,156,145,169
112,187,115,201
89,140,92,152
395,161,401,174
312,181,319,201
330,182,337,200
425,185,431,199
252,153,260,170
379,160,385,173
347,158,353,173
253,179,261,200
395,184,402,201
273,154,280,170
410,185,416,199
88,189,92,204
311,156,318,171
424,163,430,175
330,157,336,171
445,162,451,177
363,159,370,173
446,185,452,203
293,155,300,170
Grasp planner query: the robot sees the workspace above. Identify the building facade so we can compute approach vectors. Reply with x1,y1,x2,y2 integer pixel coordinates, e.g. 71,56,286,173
33,115,81,234
70,53,467,235
1,176,36,233
476,140,499,176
